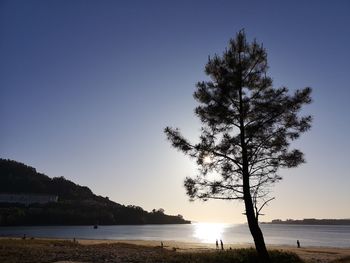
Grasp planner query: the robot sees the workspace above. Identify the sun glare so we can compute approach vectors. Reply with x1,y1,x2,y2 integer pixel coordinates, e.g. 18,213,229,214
193,223,226,243
203,155,212,164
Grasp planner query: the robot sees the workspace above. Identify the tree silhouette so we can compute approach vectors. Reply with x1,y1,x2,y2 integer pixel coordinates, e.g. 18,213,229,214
165,31,312,262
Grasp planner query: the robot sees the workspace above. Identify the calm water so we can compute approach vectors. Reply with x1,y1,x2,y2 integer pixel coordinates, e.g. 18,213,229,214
0,223,349,248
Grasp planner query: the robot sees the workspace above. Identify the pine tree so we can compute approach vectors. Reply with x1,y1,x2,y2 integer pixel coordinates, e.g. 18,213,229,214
164,31,312,262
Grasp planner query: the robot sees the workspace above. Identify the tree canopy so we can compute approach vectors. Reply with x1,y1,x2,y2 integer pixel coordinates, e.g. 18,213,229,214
165,31,312,262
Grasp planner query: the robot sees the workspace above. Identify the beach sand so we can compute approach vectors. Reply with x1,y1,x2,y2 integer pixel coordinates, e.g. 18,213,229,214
1,237,350,263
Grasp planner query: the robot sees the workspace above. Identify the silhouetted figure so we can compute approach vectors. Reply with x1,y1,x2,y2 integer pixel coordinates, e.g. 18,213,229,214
220,239,224,250
297,240,301,248
22,234,26,240
215,239,219,249
161,241,164,249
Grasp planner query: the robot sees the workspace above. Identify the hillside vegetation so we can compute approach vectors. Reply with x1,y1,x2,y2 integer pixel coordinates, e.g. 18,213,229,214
0,159,190,226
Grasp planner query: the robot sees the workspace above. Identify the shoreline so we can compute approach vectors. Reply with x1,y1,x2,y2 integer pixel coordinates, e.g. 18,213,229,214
2,237,350,262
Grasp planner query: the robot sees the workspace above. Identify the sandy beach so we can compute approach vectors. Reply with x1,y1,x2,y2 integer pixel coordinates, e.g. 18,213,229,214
1,237,349,263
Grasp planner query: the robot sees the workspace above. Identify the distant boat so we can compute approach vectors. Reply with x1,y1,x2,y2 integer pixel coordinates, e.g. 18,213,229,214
93,224,98,229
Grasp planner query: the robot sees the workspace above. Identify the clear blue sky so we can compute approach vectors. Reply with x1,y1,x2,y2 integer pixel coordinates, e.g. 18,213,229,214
1,0,350,223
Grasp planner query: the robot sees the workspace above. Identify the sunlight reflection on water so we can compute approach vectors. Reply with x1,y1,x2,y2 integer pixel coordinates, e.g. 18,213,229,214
193,222,228,243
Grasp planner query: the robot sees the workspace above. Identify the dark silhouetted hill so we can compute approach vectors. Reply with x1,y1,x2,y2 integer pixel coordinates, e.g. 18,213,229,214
0,159,190,226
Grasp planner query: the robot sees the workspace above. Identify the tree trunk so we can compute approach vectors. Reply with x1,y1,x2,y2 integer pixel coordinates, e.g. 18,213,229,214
243,186,270,263
238,56,270,262
242,148,270,262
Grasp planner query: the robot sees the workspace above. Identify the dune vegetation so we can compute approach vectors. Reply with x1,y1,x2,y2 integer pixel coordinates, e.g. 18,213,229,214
0,238,305,263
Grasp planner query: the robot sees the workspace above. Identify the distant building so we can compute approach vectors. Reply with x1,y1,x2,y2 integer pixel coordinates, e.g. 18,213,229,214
271,219,282,223
0,193,58,205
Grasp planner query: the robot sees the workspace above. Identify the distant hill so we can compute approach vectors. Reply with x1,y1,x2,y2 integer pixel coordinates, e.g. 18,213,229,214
0,159,190,226
263,218,350,225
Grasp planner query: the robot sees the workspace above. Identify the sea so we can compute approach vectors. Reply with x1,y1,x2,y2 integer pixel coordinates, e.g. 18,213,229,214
0,223,349,248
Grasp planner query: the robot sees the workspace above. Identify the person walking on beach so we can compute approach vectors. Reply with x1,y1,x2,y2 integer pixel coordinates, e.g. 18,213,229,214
216,239,219,249
220,239,224,250
297,240,301,248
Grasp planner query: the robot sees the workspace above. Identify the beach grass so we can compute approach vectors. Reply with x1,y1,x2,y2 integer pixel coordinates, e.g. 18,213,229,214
330,256,350,263
0,238,305,263
161,248,304,263
2,238,350,263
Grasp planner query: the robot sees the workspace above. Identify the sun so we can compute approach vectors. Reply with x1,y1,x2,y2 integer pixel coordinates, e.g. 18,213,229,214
203,155,212,164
